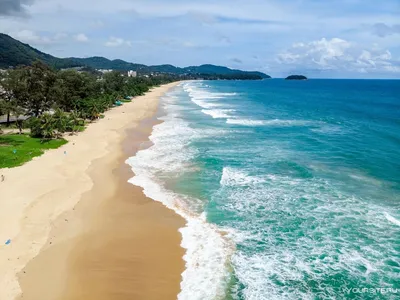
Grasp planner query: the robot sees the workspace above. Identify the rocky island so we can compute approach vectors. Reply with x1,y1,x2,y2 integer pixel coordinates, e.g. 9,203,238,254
285,75,308,80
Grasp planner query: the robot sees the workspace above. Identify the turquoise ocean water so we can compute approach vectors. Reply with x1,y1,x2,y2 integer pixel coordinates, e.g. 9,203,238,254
127,79,400,300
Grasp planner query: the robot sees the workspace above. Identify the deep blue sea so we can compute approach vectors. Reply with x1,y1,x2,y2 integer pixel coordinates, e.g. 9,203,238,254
128,79,400,300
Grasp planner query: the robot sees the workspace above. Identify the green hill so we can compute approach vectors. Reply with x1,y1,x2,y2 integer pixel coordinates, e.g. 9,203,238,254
0,33,271,79
182,64,269,78
0,33,80,69
68,57,148,71
68,58,270,78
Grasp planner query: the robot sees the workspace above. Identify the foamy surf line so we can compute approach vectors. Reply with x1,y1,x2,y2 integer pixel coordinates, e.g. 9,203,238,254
202,109,236,119
183,83,238,111
384,212,400,226
226,118,325,127
126,87,232,300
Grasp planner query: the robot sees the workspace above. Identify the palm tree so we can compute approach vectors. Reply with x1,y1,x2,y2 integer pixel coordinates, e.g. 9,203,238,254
87,100,100,121
52,108,68,137
40,113,56,140
68,110,84,135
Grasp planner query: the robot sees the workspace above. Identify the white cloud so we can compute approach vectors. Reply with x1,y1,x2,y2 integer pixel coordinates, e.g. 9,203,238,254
13,30,53,45
278,38,353,68
9,30,71,46
277,38,400,74
105,37,132,47
74,33,89,42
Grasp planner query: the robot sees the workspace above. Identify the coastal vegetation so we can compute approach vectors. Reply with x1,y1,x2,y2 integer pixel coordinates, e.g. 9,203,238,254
0,33,270,168
0,33,270,79
0,60,176,132
0,60,177,168
285,75,308,80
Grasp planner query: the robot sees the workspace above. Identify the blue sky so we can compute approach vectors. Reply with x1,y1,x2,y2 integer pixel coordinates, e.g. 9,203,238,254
0,0,399,78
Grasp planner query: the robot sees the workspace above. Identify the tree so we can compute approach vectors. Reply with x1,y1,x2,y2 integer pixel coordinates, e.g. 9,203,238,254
51,70,99,112
40,113,56,139
29,113,56,139
1,58,179,138
67,110,84,134
103,71,125,95
52,108,68,137
0,69,25,126
0,95,5,116
18,61,57,117
86,99,100,121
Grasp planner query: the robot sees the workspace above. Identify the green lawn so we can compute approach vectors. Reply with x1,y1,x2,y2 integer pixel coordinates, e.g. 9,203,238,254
0,134,67,169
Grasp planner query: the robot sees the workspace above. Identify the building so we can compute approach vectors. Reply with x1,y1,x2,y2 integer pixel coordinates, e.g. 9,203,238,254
60,67,84,72
97,69,113,74
127,70,137,77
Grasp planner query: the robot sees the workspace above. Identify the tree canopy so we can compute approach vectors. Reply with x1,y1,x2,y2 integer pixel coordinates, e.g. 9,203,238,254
0,60,178,138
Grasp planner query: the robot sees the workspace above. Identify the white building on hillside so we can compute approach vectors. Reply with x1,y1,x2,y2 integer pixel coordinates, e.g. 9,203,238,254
127,70,137,77
98,69,113,74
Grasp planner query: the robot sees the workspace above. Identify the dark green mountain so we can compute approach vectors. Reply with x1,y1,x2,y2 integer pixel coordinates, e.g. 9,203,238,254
69,58,271,78
0,33,80,69
0,33,271,78
69,57,148,71
182,64,268,78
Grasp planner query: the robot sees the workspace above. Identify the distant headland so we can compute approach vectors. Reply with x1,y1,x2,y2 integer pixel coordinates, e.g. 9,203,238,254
285,75,308,80
0,33,270,80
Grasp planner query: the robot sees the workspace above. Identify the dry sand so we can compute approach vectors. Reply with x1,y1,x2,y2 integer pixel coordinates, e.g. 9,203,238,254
0,82,185,300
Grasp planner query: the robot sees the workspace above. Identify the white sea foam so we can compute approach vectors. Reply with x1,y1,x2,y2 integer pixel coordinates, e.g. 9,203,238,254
191,98,221,109
201,109,236,119
227,118,323,127
220,167,265,187
217,165,399,299
226,119,267,126
179,215,232,300
184,82,237,111
128,173,232,300
384,212,400,226
126,87,232,300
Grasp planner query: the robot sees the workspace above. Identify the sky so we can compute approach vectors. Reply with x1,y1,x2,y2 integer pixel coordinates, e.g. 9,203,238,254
0,0,399,78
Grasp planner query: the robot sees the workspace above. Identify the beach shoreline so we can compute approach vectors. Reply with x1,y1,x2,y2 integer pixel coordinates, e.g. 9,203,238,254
0,82,184,300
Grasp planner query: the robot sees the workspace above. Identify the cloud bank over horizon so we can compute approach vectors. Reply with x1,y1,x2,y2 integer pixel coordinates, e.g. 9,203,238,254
0,0,399,78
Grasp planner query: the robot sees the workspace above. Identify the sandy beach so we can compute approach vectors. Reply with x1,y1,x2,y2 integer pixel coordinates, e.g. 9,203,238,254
0,82,185,300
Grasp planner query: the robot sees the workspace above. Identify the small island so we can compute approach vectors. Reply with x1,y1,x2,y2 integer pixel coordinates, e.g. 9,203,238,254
285,75,308,80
